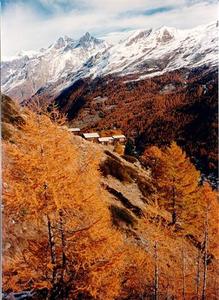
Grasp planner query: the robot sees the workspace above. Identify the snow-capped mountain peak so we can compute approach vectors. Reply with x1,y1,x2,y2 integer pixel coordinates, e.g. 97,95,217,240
52,35,75,50
155,26,177,43
1,22,218,102
125,29,152,46
79,32,94,43
76,32,106,49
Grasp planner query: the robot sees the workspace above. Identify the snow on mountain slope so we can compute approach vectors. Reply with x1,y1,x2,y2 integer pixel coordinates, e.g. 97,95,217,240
1,22,218,102
87,22,218,78
1,33,109,102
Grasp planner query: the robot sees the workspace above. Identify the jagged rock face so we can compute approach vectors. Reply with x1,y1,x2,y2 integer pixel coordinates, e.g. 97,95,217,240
76,32,103,48
1,22,218,103
53,37,69,49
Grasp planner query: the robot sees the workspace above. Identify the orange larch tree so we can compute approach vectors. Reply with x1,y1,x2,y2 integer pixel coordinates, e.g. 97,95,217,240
157,142,200,226
3,108,125,299
142,142,200,227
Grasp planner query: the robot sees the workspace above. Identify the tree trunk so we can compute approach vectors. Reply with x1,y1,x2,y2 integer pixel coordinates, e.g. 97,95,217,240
171,178,177,225
201,208,209,300
59,210,66,276
57,210,67,300
172,209,177,225
154,241,159,300
47,215,56,283
196,250,201,300
182,247,186,300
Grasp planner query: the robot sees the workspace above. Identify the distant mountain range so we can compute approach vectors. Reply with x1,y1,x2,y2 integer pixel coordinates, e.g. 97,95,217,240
1,21,218,102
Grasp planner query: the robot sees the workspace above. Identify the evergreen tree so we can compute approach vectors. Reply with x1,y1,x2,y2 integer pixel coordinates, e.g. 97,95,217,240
125,138,136,156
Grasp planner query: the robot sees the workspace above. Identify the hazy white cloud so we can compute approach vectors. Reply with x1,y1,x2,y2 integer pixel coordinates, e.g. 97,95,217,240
1,0,218,57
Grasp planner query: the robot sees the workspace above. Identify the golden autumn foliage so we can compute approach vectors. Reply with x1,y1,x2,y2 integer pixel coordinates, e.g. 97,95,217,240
199,182,219,254
141,145,164,179
159,142,201,226
114,143,125,156
3,109,125,299
142,142,219,238
2,103,218,300
59,71,217,180
140,142,219,298
143,142,201,227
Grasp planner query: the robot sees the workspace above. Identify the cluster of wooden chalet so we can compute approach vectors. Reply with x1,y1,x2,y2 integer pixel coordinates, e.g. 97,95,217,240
62,126,126,145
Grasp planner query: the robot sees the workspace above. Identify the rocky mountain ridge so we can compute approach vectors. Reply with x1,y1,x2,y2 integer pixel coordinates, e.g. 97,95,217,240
1,21,218,102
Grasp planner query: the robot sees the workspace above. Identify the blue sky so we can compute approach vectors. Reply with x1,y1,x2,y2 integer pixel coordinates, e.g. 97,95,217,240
1,0,176,16
1,0,218,57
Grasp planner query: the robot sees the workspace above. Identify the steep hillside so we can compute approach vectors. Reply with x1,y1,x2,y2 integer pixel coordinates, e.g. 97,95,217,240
53,66,218,181
1,94,26,140
2,102,219,299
